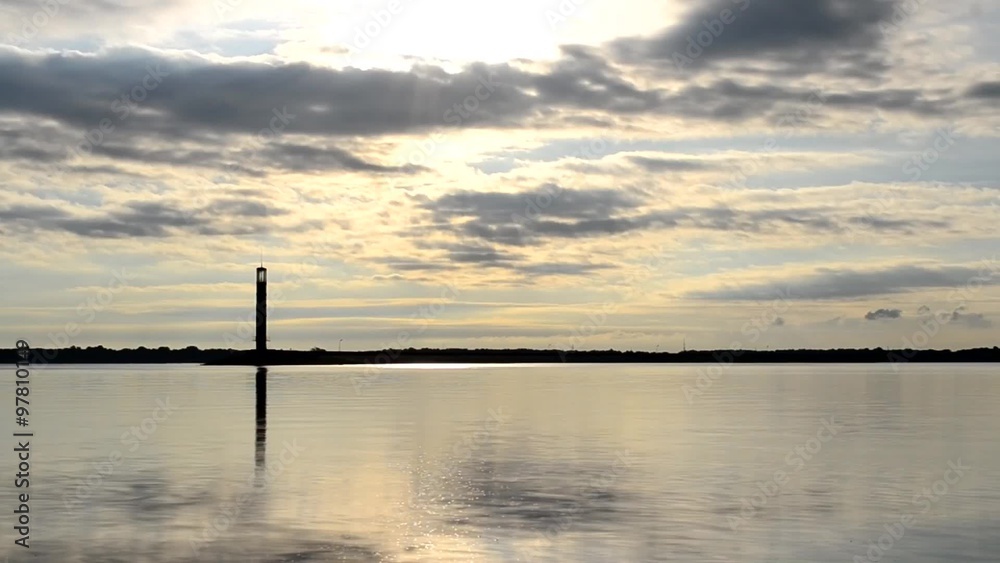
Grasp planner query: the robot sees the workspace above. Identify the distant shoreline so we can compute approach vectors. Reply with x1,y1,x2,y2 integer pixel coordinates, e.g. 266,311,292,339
4,346,999,366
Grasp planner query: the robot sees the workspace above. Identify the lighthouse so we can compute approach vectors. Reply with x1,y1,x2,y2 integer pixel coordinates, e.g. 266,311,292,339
256,264,267,353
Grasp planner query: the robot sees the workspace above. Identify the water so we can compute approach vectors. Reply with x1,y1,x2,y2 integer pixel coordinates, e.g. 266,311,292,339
1,363,998,562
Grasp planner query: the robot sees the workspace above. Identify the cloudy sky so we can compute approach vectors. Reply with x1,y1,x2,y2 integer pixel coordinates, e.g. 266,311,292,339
1,0,998,351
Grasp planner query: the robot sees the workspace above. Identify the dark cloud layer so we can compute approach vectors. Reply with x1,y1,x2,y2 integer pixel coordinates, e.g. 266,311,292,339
689,264,1000,300
628,156,709,172
612,0,898,77
0,47,646,140
0,197,299,238
258,143,423,174
0,44,968,163
421,185,648,246
0,117,417,177
966,81,1000,99
395,239,611,278
418,186,949,247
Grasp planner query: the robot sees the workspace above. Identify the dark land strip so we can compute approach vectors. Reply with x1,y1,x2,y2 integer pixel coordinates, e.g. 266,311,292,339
3,346,999,366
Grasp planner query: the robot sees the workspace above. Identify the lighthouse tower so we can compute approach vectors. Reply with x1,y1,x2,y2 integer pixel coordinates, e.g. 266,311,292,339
256,264,267,353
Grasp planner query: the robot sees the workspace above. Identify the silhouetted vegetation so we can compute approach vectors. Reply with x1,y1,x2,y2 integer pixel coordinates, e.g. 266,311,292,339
4,345,999,367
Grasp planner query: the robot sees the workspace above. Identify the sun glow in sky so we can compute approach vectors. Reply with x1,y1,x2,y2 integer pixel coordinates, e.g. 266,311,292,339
0,0,998,351
279,0,680,66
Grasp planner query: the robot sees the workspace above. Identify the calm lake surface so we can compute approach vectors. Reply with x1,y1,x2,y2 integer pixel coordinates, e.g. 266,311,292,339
2,363,998,562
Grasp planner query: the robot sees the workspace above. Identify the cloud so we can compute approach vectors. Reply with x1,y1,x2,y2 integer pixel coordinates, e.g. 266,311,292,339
0,117,420,177
966,81,1000,99
0,0,198,44
436,242,517,266
914,305,994,329
418,186,948,248
386,240,611,279
517,262,613,277
611,0,898,77
0,197,302,238
627,155,708,172
258,143,424,174
420,185,645,246
865,308,902,320
688,263,1000,300
950,311,993,329
0,46,662,143
370,257,457,272
0,43,966,168
658,80,947,122
427,184,643,224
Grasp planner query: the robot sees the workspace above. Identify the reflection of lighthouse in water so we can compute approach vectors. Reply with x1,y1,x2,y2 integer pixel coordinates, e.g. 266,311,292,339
255,367,267,470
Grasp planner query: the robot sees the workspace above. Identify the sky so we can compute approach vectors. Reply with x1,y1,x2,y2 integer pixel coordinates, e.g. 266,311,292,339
0,0,998,352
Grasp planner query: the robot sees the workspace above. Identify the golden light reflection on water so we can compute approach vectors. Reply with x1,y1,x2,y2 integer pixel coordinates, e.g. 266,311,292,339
1,364,999,562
